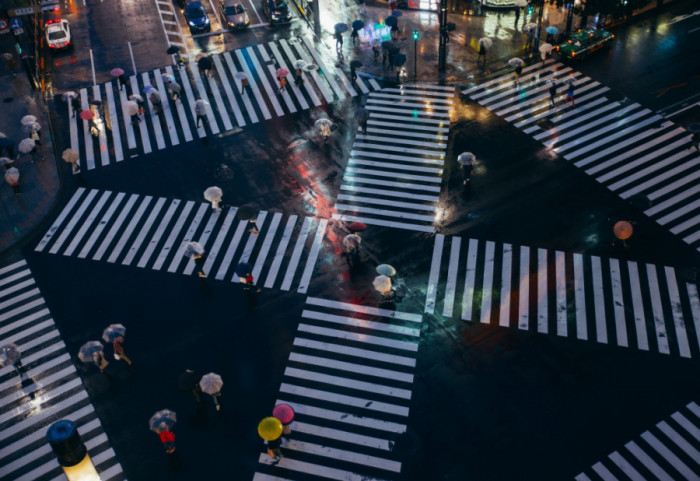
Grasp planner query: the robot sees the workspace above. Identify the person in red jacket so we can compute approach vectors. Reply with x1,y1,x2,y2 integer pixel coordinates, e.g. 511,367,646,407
158,423,176,454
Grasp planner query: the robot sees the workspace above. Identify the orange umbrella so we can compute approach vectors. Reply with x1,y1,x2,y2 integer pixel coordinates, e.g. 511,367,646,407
613,221,633,240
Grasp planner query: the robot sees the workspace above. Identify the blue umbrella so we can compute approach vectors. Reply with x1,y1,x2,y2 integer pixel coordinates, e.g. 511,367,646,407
545,26,559,35
334,23,348,33
352,20,364,30
235,261,253,277
392,53,407,67
391,9,403,17
385,16,397,27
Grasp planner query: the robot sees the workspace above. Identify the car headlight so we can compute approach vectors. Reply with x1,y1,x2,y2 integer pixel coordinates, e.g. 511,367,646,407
189,21,196,26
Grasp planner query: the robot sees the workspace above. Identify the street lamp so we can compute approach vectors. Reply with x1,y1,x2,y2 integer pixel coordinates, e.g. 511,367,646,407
412,29,419,78
46,420,100,481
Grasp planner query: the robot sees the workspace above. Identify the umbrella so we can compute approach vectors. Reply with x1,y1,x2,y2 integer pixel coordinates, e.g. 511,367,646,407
18,139,35,154
315,118,332,128
234,71,247,80
385,16,397,27
373,275,392,294
303,63,317,72
293,59,306,69
177,369,198,392
613,221,633,240
78,341,104,363
235,261,253,277
204,186,222,206
0,343,20,367
352,20,364,30
393,54,407,67
382,41,395,50
350,59,363,69
161,73,175,84
545,26,559,35
110,67,124,77
0,157,13,167
168,83,181,93
129,94,143,103
391,9,403,17
194,99,209,116
276,67,289,77
376,264,396,276
123,100,139,116
523,22,537,32
508,57,525,67
273,404,295,425
5,167,19,185
539,43,553,54
355,107,369,121
143,85,156,95
183,241,205,258
102,324,126,343
199,372,223,395
348,222,366,232
343,234,361,252
197,56,213,70
20,115,37,125
688,123,700,133
79,110,95,120
514,0,527,6
61,148,79,163
23,122,40,135
149,409,177,433
258,417,283,441
457,152,475,165
478,37,493,48
334,22,348,33
2,53,13,61
237,205,257,220
61,91,77,102
166,45,180,55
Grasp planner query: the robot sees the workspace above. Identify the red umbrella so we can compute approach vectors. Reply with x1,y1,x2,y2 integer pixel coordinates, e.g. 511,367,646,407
348,222,366,232
79,110,95,120
272,404,295,425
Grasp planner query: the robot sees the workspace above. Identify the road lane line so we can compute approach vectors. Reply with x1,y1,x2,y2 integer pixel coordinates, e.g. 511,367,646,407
461,238,478,321
518,246,529,330
499,243,512,327
137,199,181,268
442,236,460,318
129,76,152,153
627,261,649,351
154,68,180,146
92,194,138,261
92,85,110,166
280,216,312,290
590,256,607,344
79,88,95,169
537,248,548,333
166,65,194,141
297,218,327,294
424,234,444,314
480,241,495,324
202,208,237,275
214,220,248,280
108,196,153,263
63,190,111,257
573,253,587,340
122,197,167,266
142,73,167,149
49,189,98,255
212,54,245,127
153,200,195,270
222,51,259,123
103,83,123,161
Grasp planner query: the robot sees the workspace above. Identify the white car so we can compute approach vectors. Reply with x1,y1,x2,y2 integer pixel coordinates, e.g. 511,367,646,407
45,19,71,50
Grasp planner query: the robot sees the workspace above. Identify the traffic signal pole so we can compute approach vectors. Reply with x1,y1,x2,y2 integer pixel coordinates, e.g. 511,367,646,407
438,0,447,72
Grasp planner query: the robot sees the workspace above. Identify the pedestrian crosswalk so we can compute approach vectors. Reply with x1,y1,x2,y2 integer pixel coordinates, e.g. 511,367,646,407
0,259,125,481
34,188,327,293
331,84,455,233
67,37,381,171
425,234,700,359
575,400,700,481
462,60,700,253
251,296,422,481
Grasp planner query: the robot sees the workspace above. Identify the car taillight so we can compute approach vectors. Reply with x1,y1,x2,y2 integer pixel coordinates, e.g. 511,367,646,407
556,46,559,51
611,34,614,38
571,51,575,57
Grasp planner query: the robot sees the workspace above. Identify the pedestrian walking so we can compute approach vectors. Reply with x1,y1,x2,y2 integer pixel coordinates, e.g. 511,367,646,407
514,6,520,25
690,132,700,151
358,0,366,15
373,40,380,60
388,50,394,71
112,337,132,365
478,43,487,62
88,118,100,137
242,273,261,292
149,92,162,114
548,80,557,108
267,436,282,462
390,23,399,40
525,28,535,50
546,32,555,45
390,0,397,11
29,123,41,145
194,254,206,278
92,350,109,373
351,28,359,45
320,122,331,144
294,68,304,87
240,76,251,95
350,65,357,83
462,162,473,186
118,74,128,91
194,99,209,128
11,356,23,378
335,31,343,51
278,75,287,92
1,343,23,378
564,79,575,106
167,81,181,101
513,64,522,87
71,95,81,118
158,423,176,454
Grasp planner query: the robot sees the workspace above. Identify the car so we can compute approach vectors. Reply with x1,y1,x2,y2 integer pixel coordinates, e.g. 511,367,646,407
220,0,249,29
45,19,71,50
556,28,613,60
184,0,211,33
262,0,292,25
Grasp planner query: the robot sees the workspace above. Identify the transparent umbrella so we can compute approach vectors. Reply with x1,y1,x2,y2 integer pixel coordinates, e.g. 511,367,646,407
293,59,306,69
204,186,222,210
23,122,40,135
20,115,37,126
62,91,78,102
18,138,35,154
373,275,392,294
523,22,537,32
539,43,553,54
194,99,209,116
199,372,223,395
102,324,126,343
343,234,361,252
457,152,476,165
78,341,104,363
62,148,79,164
514,0,527,5
149,409,177,433
315,118,332,129
376,264,396,276
234,71,247,80
183,241,204,258
123,100,139,116
129,94,143,103
508,58,525,67
0,157,14,167
478,37,492,48
0,343,21,367
5,167,19,185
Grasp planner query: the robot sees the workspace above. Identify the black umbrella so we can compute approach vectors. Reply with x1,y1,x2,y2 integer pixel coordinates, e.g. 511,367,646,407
385,16,397,27
197,56,213,70
393,54,407,67
388,46,400,56
352,20,364,30
235,261,253,277
166,45,180,55
381,41,395,50
350,60,363,69
334,22,349,33
178,369,198,392
237,205,257,220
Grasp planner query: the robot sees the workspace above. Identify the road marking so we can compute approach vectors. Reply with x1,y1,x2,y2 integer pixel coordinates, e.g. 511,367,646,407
93,194,139,261
152,200,196,270
443,236,460,318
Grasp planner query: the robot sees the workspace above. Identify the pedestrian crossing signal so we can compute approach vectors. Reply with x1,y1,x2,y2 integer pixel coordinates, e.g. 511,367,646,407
527,4,533,14
412,29,419,40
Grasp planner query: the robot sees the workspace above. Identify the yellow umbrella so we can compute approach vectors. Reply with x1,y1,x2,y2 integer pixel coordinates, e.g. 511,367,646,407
258,417,283,441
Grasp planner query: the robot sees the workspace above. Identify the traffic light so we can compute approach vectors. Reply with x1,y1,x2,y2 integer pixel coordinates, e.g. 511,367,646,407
527,3,534,14
412,29,419,41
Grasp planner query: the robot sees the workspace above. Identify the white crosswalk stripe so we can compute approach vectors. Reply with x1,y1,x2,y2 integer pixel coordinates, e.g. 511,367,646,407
426,234,700,358
576,401,700,480
251,296,422,480
64,40,381,172
332,84,454,232
34,188,326,293
0,259,125,481
462,62,700,252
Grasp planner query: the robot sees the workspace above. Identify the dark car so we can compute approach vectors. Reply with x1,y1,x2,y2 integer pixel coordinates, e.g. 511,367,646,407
556,28,613,60
184,0,211,33
262,0,292,24
220,0,249,29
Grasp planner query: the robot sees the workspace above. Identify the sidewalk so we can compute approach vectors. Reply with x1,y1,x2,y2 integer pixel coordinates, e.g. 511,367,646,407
0,35,61,257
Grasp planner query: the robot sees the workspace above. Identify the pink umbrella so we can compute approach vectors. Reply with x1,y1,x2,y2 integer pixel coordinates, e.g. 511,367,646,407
272,404,295,425
110,68,124,77
79,110,94,120
276,67,289,77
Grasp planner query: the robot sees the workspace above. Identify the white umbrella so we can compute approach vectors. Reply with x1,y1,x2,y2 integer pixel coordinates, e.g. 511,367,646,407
20,115,37,125
194,99,208,116
234,71,247,80
18,138,35,154
315,118,332,128
0,157,13,167
293,59,306,69
183,241,204,258
373,275,392,294
0,343,21,366
161,73,175,84
523,22,537,32
539,43,553,54
457,152,476,165
129,94,143,103
514,0,527,6
5,167,19,185
376,264,396,276
149,409,177,432
342,234,361,252
123,100,139,116
78,341,104,363
199,373,223,395
508,58,525,67
478,37,492,49
23,122,41,135
102,324,126,343
62,148,79,163
61,91,78,102
203,186,222,209
167,83,181,94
